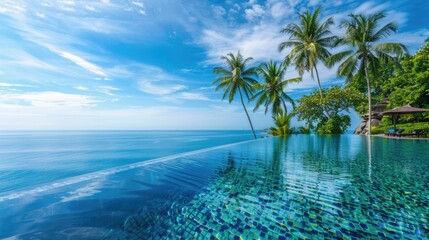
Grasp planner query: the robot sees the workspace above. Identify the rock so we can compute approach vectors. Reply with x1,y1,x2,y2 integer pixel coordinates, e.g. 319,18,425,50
354,100,389,135
371,119,381,126
354,122,367,134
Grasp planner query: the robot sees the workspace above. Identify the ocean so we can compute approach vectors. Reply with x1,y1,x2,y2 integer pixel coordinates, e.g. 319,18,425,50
0,130,257,194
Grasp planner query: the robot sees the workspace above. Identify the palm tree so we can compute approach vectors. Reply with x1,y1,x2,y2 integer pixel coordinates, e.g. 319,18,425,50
326,12,408,135
279,7,336,98
269,111,294,136
213,52,258,139
251,61,301,116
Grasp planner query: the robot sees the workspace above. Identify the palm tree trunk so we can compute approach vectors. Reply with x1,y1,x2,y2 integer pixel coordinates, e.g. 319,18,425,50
238,87,257,139
314,65,323,99
314,65,330,119
282,100,287,114
364,60,372,136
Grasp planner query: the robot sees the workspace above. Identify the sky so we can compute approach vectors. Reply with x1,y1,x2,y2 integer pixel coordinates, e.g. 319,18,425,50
0,0,428,130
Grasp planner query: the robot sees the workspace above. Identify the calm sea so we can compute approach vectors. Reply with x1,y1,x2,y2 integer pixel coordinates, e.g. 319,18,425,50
0,130,258,193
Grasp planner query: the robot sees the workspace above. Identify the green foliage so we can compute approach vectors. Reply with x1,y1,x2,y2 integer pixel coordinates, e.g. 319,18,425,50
212,52,258,103
372,122,429,135
315,116,351,134
295,86,365,134
297,126,311,134
326,12,408,135
348,40,429,117
251,61,301,115
269,111,294,136
212,51,258,139
279,7,336,95
327,12,407,82
384,41,429,109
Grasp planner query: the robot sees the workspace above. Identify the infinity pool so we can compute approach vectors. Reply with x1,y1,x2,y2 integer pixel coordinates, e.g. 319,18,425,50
0,135,428,239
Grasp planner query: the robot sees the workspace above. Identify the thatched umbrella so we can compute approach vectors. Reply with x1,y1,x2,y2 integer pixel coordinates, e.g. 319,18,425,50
382,104,429,129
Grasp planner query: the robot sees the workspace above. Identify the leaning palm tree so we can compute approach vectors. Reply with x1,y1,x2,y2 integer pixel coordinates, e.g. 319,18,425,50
251,61,301,115
279,7,336,98
213,52,258,139
326,12,408,135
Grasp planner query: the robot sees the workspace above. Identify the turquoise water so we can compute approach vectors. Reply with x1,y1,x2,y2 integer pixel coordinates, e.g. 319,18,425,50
0,135,428,239
0,131,256,193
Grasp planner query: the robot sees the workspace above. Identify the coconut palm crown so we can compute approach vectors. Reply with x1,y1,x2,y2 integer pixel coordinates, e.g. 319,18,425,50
212,51,258,139
269,111,294,136
326,12,408,135
279,7,336,98
251,61,301,115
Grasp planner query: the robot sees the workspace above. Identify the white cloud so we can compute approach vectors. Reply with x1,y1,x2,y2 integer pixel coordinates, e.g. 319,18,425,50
245,4,265,21
387,29,429,48
75,85,89,91
138,81,187,95
35,11,46,18
353,1,389,15
0,82,33,87
179,92,212,101
97,85,120,96
58,51,107,77
0,1,26,14
85,5,96,12
0,91,100,108
201,24,285,64
213,5,226,16
271,2,292,19
244,0,258,7
131,1,144,8
160,92,216,103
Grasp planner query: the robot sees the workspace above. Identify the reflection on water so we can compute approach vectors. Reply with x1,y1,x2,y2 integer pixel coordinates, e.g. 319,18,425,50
367,136,373,182
0,135,428,239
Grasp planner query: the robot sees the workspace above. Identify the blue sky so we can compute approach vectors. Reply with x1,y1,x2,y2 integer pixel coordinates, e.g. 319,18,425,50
0,0,428,130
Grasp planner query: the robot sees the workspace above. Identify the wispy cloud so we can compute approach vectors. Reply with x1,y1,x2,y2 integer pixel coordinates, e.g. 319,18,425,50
97,85,120,96
58,51,108,77
0,82,33,87
0,91,100,108
138,81,187,95
75,85,89,91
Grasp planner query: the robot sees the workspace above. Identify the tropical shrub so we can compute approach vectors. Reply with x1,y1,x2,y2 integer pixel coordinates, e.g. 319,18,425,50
315,116,351,134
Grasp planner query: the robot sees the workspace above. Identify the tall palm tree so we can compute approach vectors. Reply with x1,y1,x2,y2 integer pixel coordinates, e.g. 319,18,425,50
251,61,301,115
326,12,408,135
279,7,336,98
213,52,258,139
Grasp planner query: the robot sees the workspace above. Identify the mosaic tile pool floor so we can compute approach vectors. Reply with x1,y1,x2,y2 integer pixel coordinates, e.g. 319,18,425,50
0,135,428,239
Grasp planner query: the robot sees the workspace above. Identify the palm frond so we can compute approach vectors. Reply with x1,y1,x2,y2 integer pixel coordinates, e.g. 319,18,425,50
326,50,354,67
373,42,408,57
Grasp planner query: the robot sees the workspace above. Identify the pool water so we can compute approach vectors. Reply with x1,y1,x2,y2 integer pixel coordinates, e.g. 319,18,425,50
0,135,428,239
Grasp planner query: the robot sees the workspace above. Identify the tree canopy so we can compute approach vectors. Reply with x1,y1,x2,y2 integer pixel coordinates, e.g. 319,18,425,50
295,86,366,134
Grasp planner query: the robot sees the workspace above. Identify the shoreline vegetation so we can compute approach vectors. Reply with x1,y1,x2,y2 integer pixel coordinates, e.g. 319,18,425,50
212,7,428,137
